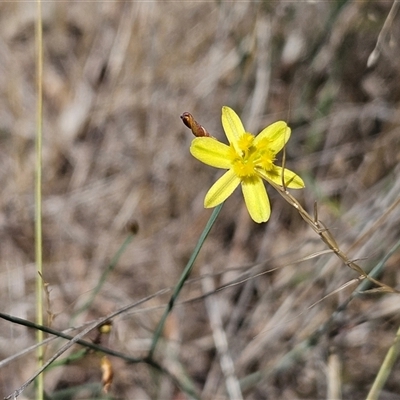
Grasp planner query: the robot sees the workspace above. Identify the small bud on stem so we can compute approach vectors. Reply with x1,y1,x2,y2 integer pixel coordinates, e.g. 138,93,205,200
181,112,213,138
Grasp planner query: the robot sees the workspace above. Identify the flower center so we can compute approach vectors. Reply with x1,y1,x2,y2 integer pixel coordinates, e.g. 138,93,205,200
229,134,276,178
229,133,259,178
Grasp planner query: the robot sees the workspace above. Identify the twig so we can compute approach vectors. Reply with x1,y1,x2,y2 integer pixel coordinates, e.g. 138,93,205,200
202,264,243,400
327,351,342,399
4,289,170,399
269,181,399,294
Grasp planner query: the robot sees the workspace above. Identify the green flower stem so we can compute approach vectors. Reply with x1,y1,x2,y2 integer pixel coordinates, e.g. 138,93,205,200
366,326,400,400
148,203,224,360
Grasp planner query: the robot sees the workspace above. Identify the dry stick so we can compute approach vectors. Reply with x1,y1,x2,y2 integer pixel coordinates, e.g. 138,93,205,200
202,265,243,400
0,320,96,369
367,0,400,67
4,289,171,400
327,351,342,400
269,181,398,294
5,321,114,400
0,309,147,368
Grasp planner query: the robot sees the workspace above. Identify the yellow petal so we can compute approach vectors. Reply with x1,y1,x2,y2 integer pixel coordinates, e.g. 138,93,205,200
204,169,240,208
241,177,271,223
254,121,291,154
221,106,245,154
190,137,232,169
258,165,305,189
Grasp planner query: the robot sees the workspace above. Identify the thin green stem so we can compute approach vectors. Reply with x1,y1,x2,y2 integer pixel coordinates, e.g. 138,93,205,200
35,0,44,399
148,203,224,360
366,324,400,400
365,238,400,400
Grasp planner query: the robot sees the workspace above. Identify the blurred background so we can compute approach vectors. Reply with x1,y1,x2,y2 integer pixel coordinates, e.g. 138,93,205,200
0,1,400,399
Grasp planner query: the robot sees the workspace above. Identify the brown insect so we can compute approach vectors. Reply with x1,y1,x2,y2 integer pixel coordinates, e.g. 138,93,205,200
180,112,213,138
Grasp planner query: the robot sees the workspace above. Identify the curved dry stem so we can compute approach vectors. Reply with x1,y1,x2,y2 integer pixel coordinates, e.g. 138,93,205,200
269,181,399,294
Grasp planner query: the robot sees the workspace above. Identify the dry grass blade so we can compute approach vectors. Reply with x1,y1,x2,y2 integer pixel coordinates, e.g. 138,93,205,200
270,181,399,294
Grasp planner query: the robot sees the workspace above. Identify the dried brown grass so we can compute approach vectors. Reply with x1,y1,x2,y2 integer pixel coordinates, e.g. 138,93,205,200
0,1,400,399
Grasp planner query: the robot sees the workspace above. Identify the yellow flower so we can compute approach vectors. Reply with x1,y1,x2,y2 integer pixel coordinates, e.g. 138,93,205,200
190,106,304,223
